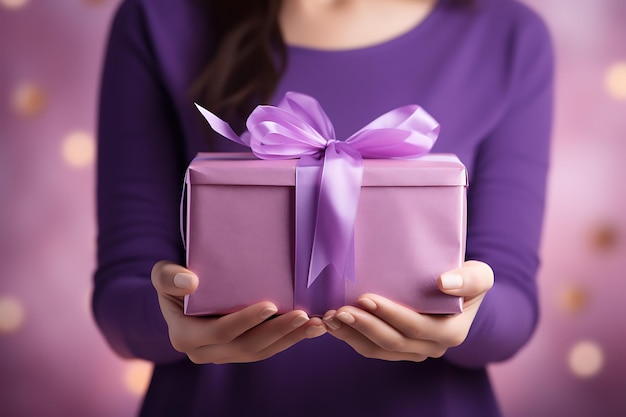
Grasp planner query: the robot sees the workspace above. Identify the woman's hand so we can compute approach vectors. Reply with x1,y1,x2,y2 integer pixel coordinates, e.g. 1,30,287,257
151,261,326,364
322,260,494,362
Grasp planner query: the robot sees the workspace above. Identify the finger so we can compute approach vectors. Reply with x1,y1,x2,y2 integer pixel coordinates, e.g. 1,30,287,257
212,309,308,346
151,260,199,298
438,260,494,297
243,312,326,344
331,305,446,356
244,316,327,361
323,311,432,361
172,301,280,352
188,313,325,364
355,294,467,348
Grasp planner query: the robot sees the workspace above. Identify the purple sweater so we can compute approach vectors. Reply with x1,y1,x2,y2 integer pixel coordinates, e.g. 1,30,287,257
94,0,553,415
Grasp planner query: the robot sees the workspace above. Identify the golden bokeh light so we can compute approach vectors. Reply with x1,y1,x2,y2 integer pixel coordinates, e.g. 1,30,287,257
605,62,626,100
568,340,604,378
589,222,620,252
124,360,153,396
0,296,25,334
12,83,47,117
1,0,28,9
559,285,590,314
62,131,96,168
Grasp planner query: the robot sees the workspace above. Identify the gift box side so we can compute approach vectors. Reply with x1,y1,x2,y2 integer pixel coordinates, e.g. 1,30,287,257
348,182,465,314
184,171,296,316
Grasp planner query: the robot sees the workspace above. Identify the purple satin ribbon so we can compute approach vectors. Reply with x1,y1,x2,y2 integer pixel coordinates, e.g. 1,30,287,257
195,91,439,312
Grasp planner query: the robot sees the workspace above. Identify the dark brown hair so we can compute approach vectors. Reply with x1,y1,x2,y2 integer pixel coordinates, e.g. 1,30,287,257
193,0,473,125
192,0,285,126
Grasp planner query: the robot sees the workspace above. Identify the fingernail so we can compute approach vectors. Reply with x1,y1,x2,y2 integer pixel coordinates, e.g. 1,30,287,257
441,273,463,290
291,314,309,328
336,312,355,324
305,325,326,337
358,297,377,310
323,316,341,330
174,273,194,289
259,307,278,320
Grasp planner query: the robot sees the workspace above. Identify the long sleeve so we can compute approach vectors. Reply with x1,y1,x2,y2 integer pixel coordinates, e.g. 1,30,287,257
444,4,555,367
92,0,187,363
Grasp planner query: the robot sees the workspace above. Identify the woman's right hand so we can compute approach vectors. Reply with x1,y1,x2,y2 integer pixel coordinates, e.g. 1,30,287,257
151,261,327,364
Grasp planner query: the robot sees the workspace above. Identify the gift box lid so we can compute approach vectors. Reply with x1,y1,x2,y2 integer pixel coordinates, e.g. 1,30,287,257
187,152,467,187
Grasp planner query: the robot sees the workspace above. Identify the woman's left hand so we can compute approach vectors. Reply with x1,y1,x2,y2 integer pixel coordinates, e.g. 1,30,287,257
322,260,494,362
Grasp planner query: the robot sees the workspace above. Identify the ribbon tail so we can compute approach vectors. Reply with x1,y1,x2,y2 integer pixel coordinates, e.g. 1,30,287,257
194,103,250,146
308,142,362,287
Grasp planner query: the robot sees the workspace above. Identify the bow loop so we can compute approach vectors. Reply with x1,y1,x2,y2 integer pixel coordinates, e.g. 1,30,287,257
345,104,439,159
277,91,336,140
246,105,327,159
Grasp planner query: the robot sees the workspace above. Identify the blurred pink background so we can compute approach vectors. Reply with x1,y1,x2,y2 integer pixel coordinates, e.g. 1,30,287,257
1,1,625,416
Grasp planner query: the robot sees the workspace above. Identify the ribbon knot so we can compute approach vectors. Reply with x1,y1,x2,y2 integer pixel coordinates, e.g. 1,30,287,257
195,91,439,297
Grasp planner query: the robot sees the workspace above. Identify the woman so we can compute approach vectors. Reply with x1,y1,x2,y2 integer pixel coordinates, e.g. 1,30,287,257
94,0,553,415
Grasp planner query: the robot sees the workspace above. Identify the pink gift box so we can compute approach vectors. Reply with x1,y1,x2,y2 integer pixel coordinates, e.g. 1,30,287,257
183,152,467,317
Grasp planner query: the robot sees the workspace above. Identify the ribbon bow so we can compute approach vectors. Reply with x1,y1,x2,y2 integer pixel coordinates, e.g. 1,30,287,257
196,91,439,305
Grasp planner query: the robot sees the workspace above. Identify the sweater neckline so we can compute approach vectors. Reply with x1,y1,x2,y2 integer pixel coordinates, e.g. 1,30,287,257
286,0,446,55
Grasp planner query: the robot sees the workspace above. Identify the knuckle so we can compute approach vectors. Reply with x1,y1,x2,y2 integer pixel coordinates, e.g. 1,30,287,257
150,262,164,287
186,352,205,365
356,344,381,360
151,259,171,276
429,346,448,359
170,340,187,354
480,264,495,288
168,331,190,353
445,332,467,348
468,260,495,289
379,336,407,353
191,345,233,365
403,326,424,341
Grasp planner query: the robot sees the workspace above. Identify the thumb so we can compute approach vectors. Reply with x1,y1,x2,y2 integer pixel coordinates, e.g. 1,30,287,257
438,260,494,297
151,260,199,298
